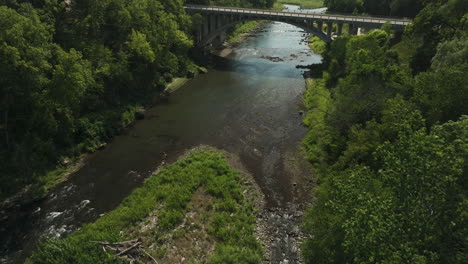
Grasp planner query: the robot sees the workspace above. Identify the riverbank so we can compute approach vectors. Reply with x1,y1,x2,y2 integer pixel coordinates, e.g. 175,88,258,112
278,0,324,9
26,147,264,263
0,67,207,211
212,21,268,57
308,36,327,54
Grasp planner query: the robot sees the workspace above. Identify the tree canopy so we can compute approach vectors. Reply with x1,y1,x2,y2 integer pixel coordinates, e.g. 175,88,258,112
0,0,195,199
302,0,468,263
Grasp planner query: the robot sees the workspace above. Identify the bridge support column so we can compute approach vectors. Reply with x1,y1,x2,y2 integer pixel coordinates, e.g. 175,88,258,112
197,24,203,43
337,23,343,36
317,21,323,32
349,23,358,35
326,22,333,37
215,15,221,30
203,16,210,37
209,14,215,32
219,31,227,44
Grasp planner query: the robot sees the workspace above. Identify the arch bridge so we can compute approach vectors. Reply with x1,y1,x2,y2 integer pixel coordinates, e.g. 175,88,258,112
184,5,412,47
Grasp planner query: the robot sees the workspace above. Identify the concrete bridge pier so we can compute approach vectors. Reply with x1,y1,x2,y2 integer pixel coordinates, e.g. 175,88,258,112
326,22,333,37
202,16,209,38
337,23,343,36
209,14,216,32
317,21,323,32
215,14,222,29
349,24,358,35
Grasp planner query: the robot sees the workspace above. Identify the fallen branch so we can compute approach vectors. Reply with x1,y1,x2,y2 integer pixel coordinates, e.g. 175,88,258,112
117,242,141,256
141,248,159,264
92,239,139,246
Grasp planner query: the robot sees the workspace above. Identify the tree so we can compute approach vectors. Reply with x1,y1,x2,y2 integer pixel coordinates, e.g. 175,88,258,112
303,117,468,264
413,64,468,126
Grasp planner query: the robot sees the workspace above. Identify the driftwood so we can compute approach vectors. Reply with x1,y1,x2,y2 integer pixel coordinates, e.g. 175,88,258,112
141,248,159,264
93,239,158,263
92,239,139,246
117,242,141,256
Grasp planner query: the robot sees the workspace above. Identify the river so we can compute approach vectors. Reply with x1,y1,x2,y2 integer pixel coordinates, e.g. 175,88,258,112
0,5,324,263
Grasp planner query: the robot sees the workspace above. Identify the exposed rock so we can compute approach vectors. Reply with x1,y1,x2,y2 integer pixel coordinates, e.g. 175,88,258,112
61,158,71,166
134,108,146,120
261,56,284,62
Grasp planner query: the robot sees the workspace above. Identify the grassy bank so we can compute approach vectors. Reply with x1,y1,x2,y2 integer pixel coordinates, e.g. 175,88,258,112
302,78,334,166
27,149,262,264
273,2,286,10
278,0,324,9
308,36,327,55
164,77,189,93
1,103,143,204
228,21,263,43
1,64,207,206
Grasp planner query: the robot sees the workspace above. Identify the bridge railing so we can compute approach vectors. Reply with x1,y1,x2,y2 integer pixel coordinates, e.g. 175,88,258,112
184,4,412,25
325,11,412,21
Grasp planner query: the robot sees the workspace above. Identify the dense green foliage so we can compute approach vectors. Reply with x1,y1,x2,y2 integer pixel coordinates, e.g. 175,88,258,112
0,0,277,203
302,0,468,263
0,0,197,200
186,0,275,8
308,36,327,54
27,151,262,263
324,0,429,17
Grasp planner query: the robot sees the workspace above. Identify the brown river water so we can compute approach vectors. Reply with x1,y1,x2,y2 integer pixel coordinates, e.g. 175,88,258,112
0,6,324,262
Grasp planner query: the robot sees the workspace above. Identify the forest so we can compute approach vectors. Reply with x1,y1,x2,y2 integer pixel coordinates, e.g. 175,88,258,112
185,0,275,8
324,0,426,17
0,0,197,200
302,0,467,263
0,0,275,205
0,0,467,263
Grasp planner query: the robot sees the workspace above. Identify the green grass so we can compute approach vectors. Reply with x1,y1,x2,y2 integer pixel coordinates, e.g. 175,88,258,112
273,2,286,10
29,164,79,201
308,36,327,54
228,21,262,42
302,78,335,166
165,77,189,93
277,0,324,9
27,150,262,264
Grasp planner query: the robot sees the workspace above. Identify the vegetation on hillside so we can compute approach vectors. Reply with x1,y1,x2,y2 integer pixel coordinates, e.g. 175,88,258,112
324,0,427,17
228,21,263,42
308,36,327,54
27,150,262,263
0,0,278,204
0,0,198,200
301,0,468,263
277,0,324,9
186,0,275,8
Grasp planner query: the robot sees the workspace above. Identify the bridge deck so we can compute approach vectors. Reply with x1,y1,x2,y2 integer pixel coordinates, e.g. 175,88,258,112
185,5,412,28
